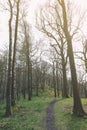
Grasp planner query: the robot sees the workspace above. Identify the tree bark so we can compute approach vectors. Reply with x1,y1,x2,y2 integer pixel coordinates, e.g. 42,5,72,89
56,62,60,97
11,0,20,106
60,0,85,116
27,59,31,100
23,21,32,100
61,49,68,98
53,62,56,97
5,0,13,116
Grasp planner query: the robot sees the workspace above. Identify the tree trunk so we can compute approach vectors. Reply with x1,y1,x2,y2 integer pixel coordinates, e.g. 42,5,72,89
27,60,31,100
36,85,39,96
22,20,32,101
35,70,39,96
61,0,85,116
53,62,56,97
5,0,13,116
56,62,60,97
62,64,68,98
68,42,85,115
61,50,68,98
84,85,87,98
30,62,32,97
11,0,20,106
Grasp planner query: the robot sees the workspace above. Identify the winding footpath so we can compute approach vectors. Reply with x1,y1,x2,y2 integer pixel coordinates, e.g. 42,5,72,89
46,100,57,130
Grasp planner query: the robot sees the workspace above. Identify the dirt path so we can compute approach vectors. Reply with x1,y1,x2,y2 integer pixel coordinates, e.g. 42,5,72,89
46,99,57,130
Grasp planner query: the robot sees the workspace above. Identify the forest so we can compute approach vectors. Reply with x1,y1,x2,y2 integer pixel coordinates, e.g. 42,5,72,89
0,0,87,130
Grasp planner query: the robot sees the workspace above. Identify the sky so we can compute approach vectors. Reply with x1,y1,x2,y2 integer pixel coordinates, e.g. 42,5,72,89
0,0,47,51
0,0,87,51
29,0,87,52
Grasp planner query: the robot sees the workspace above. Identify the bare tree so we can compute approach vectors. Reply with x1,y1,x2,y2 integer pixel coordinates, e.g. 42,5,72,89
36,0,86,116
23,20,32,100
11,0,20,106
59,0,85,116
76,39,87,72
36,2,69,97
5,0,13,116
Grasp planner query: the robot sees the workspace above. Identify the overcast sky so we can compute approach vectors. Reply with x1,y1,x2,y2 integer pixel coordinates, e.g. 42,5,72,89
0,0,87,51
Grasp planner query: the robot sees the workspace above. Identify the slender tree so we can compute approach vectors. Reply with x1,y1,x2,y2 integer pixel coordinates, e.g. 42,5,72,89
11,0,20,106
5,0,13,116
23,20,32,100
53,61,56,97
56,61,60,97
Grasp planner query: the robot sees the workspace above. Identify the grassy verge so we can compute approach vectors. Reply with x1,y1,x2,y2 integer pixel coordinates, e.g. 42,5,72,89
0,96,53,130
54,98,87,130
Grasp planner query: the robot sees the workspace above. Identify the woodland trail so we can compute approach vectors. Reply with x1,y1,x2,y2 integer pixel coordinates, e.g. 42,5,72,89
46,99,57,130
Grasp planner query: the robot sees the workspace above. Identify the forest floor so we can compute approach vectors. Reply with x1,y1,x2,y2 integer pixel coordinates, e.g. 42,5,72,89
0,97,87,130
46,99,57,130
0,97,53,130
54,98,87,130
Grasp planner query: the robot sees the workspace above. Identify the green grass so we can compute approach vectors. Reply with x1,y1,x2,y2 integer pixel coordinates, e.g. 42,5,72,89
1,96,87,130
0,96,53,130
54,98,87,130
